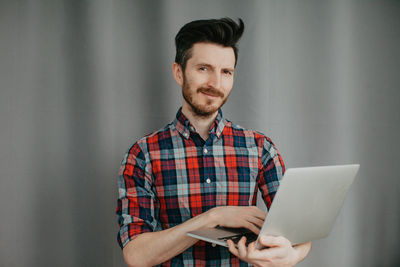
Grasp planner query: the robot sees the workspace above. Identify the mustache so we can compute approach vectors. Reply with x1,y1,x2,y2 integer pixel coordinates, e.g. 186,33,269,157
197,87,224,98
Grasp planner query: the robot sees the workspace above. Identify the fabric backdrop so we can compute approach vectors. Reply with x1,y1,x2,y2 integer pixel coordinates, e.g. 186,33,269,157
0,0,399,266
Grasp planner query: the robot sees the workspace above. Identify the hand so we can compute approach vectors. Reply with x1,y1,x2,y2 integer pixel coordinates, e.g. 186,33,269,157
208,206,266,234
227,235,311,267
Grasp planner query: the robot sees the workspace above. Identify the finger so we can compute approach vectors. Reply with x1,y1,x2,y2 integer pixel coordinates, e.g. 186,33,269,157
259,235,291,248
237,236,248,259
248,206,267,220
243,221,262,235
246,216,265,229
258,246,287,260
244,241,273,261
293,241,312,248
227,240,239,257
241,206,267,221
246,207,267,230
258,236,294,260
247,241,258,255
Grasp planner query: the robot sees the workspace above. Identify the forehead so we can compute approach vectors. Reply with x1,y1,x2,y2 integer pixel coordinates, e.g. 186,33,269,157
187,42,235,69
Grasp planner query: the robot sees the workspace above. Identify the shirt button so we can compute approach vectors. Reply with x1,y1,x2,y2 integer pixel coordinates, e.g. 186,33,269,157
206,178,211,184
203,148,208,154
211,243,216,247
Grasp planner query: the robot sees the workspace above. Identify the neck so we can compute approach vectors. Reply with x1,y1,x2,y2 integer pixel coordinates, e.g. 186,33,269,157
181,105,218,141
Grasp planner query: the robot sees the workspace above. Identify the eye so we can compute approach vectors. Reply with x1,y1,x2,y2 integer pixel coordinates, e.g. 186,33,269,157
223,70,233,76
199,66,208,71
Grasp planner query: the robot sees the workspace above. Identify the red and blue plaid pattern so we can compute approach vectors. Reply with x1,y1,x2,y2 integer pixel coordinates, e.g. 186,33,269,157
116,109,285,266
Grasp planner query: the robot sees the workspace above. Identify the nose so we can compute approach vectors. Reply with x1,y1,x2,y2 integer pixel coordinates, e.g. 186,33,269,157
207,72,221,89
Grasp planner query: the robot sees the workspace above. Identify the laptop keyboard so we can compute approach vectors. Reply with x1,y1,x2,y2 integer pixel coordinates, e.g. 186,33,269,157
218,231,258,246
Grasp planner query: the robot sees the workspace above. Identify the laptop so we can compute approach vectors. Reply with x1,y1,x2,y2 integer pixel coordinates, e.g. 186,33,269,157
187,164,360,248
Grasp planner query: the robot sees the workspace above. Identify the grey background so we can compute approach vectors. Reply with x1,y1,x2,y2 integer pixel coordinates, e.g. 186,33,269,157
1,0,399,266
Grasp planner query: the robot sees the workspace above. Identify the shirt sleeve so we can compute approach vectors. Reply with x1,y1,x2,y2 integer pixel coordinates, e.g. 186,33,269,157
257,137,286,209
116,142,161,249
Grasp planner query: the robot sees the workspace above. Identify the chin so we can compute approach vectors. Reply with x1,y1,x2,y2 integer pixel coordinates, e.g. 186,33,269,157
192,105,220,117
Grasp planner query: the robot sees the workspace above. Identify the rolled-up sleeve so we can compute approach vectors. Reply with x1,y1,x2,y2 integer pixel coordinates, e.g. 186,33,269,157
257,137,286,209
116,142,161,249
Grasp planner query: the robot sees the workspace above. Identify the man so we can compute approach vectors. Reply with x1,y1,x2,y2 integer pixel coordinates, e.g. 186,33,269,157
116,18,311,266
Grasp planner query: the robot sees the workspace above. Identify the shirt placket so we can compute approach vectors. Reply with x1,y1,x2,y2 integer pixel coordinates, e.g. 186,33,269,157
202,137,216,209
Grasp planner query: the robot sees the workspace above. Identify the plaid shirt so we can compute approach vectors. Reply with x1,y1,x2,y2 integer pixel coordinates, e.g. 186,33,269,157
116,108,285,266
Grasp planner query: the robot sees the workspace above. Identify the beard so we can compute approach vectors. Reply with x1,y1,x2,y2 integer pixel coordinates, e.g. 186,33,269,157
181,77,229,118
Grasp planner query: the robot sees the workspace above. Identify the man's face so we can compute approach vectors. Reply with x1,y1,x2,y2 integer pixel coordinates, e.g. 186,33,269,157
179,42,235,117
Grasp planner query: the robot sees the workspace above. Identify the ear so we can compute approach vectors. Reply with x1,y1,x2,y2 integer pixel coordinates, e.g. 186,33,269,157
172,62,184,86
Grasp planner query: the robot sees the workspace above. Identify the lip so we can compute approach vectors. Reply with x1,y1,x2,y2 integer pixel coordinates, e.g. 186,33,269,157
201,91,219,98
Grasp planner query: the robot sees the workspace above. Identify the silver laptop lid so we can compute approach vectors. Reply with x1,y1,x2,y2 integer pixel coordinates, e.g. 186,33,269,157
257,164,360,246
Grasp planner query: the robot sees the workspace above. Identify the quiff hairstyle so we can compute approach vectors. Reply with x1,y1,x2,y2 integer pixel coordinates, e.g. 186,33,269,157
174,18,245,70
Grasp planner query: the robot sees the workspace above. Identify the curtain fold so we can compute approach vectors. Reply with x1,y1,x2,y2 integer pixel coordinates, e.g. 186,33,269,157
0,1,399,266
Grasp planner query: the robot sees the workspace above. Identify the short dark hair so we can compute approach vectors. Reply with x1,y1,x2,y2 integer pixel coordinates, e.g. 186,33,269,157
174,18,245,70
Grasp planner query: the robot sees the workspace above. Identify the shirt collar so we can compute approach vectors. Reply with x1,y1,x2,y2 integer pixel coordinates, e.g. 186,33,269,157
173,108,226,140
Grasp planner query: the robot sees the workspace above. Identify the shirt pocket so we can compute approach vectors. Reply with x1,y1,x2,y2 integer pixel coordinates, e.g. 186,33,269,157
214,147,259,206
